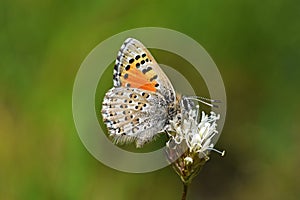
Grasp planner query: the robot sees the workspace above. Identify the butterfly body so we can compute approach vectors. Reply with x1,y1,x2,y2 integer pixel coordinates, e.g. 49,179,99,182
102,38,189,147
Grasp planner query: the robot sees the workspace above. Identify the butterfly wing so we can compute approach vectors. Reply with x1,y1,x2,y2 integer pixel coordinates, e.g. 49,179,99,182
113,38,176,104
102,87,168,147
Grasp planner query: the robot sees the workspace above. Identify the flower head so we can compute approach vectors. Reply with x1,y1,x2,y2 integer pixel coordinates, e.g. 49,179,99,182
168,105,224,160
166,103,224,185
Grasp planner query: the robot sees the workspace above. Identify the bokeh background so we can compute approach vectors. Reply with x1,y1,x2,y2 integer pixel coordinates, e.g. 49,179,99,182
1,0,300,199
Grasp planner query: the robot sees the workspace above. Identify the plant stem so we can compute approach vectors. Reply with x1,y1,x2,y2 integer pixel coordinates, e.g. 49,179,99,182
181,182,189,200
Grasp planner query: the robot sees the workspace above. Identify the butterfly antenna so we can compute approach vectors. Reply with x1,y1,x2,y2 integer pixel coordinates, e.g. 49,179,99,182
197,96,221,103
186,97,218,108
186,96,221,108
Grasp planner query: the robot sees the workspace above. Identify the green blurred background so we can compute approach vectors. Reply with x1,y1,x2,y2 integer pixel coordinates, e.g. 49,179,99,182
1,0,300,199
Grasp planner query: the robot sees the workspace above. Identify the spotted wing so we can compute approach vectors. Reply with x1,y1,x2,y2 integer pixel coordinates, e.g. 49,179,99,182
113,38,176,104
101,87,168,147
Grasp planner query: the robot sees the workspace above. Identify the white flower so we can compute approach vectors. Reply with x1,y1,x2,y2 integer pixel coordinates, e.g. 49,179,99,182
165,100,225,188
169,106,225,159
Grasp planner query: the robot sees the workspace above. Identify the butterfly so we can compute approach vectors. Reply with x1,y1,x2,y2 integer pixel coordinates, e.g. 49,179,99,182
101,38,213,147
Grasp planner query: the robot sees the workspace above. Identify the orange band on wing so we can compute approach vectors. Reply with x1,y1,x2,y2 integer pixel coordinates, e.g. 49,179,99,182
121,66,157,92
139,83,156,92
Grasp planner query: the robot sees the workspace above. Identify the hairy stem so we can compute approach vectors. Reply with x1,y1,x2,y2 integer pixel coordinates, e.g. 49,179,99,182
181,182,189,200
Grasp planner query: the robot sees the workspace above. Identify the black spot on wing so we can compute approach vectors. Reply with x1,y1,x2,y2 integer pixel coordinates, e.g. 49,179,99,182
129,58,134,64
142,67,152,74
149,75,158,82
125,65,130,71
